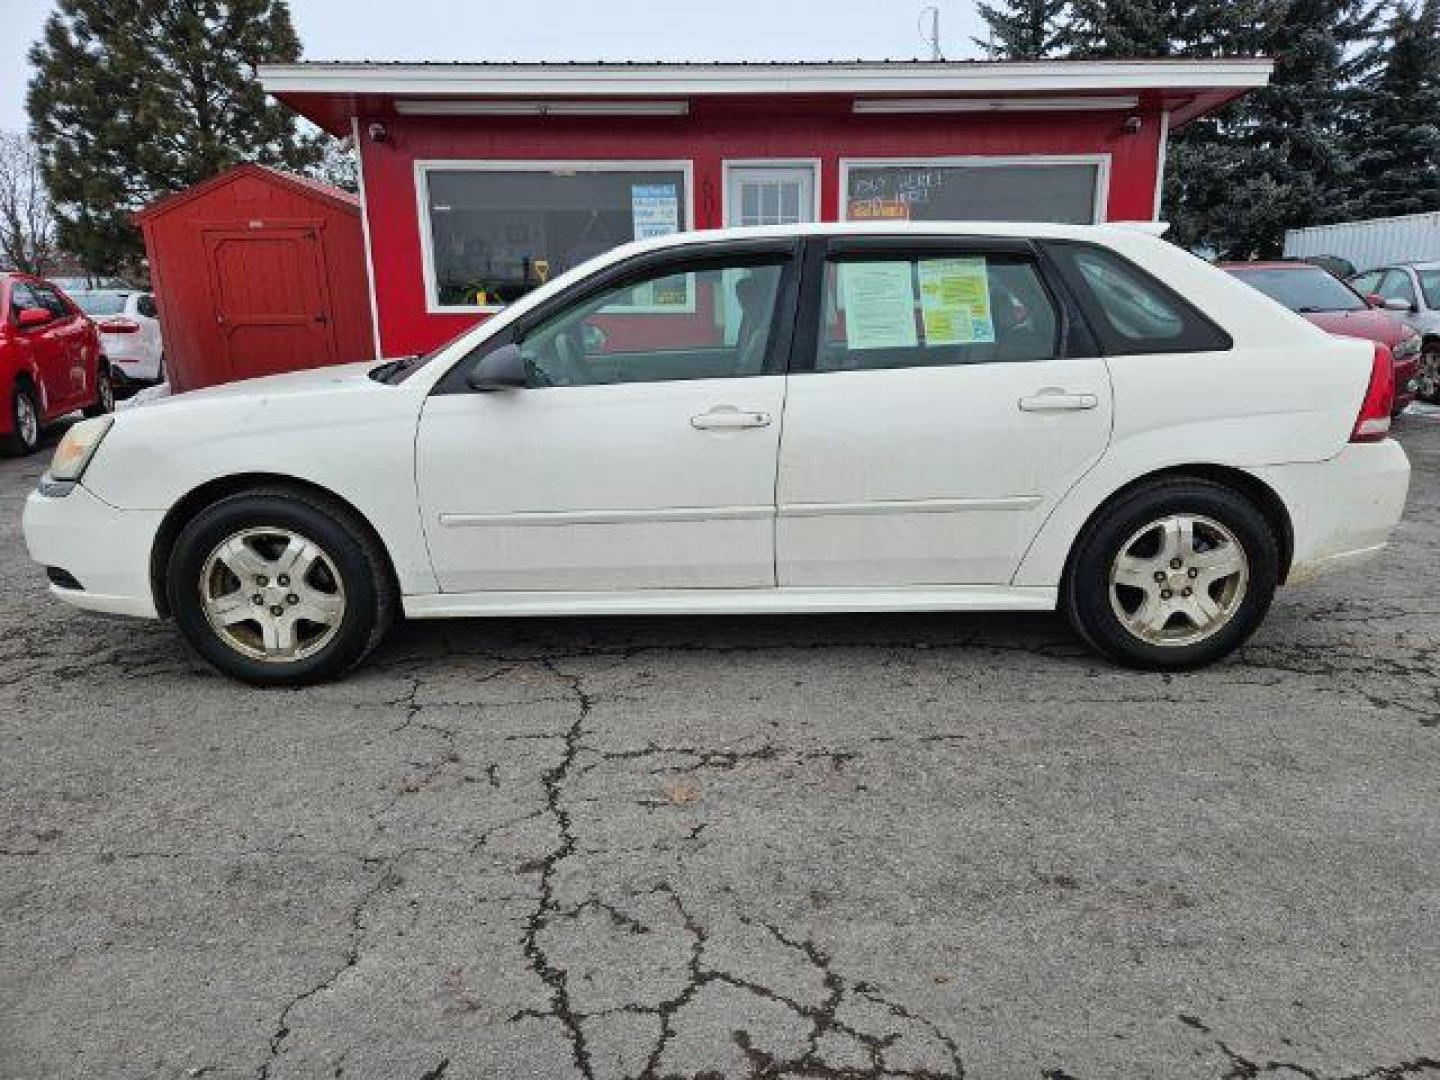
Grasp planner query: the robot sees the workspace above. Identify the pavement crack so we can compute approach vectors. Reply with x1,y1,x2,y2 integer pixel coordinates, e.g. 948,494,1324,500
515,656,596,1079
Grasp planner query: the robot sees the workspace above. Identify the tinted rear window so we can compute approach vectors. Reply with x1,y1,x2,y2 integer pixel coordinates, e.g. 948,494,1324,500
73,292,129,316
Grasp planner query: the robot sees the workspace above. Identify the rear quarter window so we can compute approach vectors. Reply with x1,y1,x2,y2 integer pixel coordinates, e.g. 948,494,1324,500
1043,241,1232,356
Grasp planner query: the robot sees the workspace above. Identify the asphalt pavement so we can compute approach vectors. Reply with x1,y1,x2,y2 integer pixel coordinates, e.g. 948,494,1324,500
2,413,1438,1079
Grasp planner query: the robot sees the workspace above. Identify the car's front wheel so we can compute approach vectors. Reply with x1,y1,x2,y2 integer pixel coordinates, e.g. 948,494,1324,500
3,382,42,456
1417,346,1440,405
1063,479,1279,670
167,488,396,685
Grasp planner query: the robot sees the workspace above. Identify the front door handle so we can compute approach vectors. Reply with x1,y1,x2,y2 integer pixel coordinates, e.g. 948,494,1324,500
691,407,772,431
1018,389,1099,412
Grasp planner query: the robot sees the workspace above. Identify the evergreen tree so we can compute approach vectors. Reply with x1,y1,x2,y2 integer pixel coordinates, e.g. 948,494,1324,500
1058,0,1178,57
974,0,1068,59
27,0,319,274
1184,0,1381,256
1346,0,1440,219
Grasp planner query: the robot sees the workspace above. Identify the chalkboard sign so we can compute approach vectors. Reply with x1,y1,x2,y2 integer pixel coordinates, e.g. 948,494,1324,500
846,162,1100,225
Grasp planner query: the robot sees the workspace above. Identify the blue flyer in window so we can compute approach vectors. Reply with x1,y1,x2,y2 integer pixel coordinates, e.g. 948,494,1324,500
632,184,680,240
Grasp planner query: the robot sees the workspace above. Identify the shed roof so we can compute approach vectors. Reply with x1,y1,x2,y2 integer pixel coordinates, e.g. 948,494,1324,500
260,57,1273,136
134,163,359,223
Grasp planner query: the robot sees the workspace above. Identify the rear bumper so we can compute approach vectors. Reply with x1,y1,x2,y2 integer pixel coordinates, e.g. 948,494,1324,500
22,482,163,618
1249,439,1410,585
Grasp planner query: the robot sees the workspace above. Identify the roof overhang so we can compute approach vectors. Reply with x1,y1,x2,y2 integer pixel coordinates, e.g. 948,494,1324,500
261,59,1273,137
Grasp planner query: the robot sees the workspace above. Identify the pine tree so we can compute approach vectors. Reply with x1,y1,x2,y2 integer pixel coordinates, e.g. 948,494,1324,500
974,0,1068,59
1346,0,1440,219
27,0,319,274
1058,0,1178,58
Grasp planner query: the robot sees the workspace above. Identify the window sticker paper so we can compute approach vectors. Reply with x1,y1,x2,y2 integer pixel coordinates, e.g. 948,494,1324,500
839,262,919,351
918,257,996,345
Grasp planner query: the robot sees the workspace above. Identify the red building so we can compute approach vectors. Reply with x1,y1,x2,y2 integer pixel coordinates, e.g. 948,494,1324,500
261,59,1272,359
136,164,376,391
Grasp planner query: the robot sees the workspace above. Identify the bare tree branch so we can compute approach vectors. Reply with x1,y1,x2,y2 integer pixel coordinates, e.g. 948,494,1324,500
0,131,57,275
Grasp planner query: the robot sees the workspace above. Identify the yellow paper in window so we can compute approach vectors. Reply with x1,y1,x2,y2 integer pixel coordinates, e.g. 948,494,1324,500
919,257,996,346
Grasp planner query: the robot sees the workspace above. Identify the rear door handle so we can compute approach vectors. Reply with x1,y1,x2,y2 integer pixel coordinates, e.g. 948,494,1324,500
1018,389,1099,412
691,407,772,431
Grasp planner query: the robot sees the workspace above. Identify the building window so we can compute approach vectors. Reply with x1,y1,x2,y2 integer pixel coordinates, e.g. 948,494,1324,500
841,157,1106,225
419,163,692,311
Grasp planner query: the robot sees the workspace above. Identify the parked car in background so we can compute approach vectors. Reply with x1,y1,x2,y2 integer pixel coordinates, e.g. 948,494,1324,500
1300,254,1356,279
1221,261,1420,414
1349,262,1440,403
1,272,114,455
71,290,165,388
24,223,1409,685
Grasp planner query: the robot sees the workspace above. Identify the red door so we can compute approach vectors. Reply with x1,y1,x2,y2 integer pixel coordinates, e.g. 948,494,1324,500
8,280,73,417
204,227,336,383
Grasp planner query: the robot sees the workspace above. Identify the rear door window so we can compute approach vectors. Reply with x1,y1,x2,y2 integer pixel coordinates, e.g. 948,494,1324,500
813,252,1059,373
1044,242,1231,355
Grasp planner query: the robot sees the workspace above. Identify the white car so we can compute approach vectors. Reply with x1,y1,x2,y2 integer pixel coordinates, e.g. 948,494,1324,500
70,290,165,386
23,223,1410,685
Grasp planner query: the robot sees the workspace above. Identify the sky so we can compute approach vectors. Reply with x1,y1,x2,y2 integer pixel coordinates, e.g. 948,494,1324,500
1,0,989,134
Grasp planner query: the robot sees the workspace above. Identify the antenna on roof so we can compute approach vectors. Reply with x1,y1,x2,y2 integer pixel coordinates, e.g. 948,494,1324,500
919,5,943,61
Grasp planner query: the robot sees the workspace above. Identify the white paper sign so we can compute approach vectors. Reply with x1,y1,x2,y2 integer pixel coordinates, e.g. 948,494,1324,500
631,184,680,240
839,262,918,350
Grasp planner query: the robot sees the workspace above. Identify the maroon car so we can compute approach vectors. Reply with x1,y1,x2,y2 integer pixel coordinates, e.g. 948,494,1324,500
1221,261,1420,415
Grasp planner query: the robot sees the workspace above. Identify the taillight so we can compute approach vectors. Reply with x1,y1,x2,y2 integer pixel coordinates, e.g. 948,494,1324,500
1350,342,1395,443
98,317,140,334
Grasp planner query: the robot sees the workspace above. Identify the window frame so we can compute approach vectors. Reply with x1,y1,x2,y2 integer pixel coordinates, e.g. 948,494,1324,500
1378,268,1418,309
788,234,1097,376
1041,240,1233,357
837,154,1112,227
721,159,822,227
413,158,696,316
433,236,803,394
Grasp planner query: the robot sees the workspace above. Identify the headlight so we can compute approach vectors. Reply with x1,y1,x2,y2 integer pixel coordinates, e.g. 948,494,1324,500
1394,329,1422,360
48,417,114,482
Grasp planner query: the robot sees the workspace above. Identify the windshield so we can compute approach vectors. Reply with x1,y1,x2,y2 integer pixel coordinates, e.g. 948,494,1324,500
1418,268,1440,309
72,292,129,316
1227,266,1366,313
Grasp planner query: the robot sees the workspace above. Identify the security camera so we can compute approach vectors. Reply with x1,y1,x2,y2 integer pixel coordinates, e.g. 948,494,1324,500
1122,116,1143,134
367,122,388,143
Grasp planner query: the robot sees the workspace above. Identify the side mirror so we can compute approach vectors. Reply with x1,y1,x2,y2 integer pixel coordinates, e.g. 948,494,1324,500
16,307,51,329
1382,297,1414,313
466,342,528,392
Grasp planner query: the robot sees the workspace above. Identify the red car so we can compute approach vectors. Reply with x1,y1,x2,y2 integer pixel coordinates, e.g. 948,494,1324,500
1221,261,1420,415
1,272,114,456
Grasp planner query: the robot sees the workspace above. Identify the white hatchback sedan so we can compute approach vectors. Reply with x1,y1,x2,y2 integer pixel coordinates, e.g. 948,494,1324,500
24,223,1410,685
70,289,165,387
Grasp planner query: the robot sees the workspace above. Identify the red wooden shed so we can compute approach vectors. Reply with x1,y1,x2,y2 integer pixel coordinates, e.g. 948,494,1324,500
135,164,376,392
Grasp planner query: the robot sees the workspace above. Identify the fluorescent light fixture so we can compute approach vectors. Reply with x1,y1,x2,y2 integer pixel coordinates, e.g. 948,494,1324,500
395,99,690,117
853,95,1140,114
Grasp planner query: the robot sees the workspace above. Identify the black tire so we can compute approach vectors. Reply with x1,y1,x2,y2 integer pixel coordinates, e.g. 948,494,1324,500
1062,478,1279,671
166,487,397,686
155,353,166,385
82,361,114,418
3,381,42,456
1417,346,1440,405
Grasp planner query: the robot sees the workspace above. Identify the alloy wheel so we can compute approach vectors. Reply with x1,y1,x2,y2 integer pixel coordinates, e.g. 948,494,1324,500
199,527,347,662
1418,347,1440,403
15,392,38,449
1108,513,1249,647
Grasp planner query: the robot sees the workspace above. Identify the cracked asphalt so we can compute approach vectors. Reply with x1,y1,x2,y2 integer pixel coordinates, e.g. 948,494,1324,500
2,414,1439,1080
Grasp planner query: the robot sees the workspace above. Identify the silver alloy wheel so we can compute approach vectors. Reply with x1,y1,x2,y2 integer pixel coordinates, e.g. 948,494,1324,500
1108,513,1249,647
1419,348,1440,401
199,527,346,663
15,392,38,449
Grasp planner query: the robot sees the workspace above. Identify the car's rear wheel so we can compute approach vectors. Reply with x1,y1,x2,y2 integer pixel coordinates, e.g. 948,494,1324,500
1063,479,1279,670
1417,346,1440,405
167,488,396,685
82,361,114,418
3,382,42,456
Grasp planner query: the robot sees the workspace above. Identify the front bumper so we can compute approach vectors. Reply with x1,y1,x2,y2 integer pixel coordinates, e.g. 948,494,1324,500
22,483,164,618
1249,439,1411,585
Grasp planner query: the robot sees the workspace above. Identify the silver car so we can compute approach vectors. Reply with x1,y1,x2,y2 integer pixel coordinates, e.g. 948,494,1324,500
1350,262,1440,402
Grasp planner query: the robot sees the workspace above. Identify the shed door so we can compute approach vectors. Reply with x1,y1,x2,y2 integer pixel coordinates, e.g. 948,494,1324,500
205,227,336,381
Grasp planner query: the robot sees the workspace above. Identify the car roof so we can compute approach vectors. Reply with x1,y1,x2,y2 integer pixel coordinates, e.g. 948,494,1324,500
1217,261,1317,271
